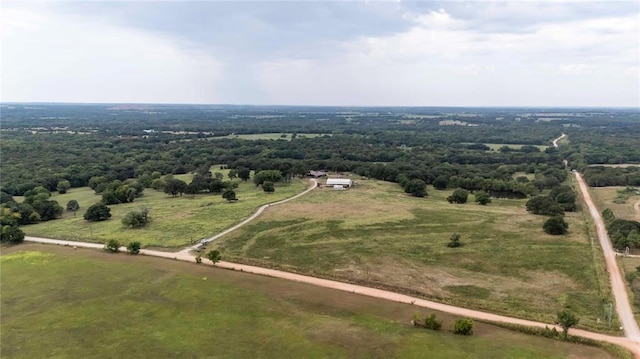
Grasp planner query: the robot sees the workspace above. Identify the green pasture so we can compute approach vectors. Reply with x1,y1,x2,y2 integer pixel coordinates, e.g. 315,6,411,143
216,179,615,333
220,133,330,141
619,256,640,324
461,143,548,151
0,246,619,359
22,176,308,249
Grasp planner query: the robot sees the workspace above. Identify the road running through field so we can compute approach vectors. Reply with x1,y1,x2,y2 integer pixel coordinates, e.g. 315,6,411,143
18,150,640,356
178,178,317,254
635,200,640,221
20,235,640,356
575,171,640,344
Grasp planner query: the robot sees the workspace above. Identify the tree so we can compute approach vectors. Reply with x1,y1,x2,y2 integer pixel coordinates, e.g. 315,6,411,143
0,191,14,204
262,181,275,193
122,211,147,228
543,216,569,235
404,179,427,197
447,188,468,204
222,189,237,202
447,233,463,248
105,239,120,253
127,241,141,255
474,191,491,205
237,167,251,182
253,170,283,186
556,310,579,339
206,249,221,264
84,203,111,222
433,176,449,190
453,318,474,335
66,200,80,217
56,180,71,194
164,178,188,197
1,224,24,244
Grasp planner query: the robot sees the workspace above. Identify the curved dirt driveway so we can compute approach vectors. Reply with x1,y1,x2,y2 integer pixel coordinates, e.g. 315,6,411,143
552,133,566,148
178,179,317,254
574,171,640,345
23,235,640,357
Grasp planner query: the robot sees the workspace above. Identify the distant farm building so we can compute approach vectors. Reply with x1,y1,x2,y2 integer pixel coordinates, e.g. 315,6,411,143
308,170,328,178
326,178,353,189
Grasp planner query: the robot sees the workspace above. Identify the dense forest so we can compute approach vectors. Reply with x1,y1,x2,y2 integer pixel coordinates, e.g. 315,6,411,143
1,104,638,196
2,104,638,242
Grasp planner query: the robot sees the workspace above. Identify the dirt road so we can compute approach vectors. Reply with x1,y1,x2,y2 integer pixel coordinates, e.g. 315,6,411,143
635,200,640,221
553,133,566,148
22,235,640,356
178,179,317,254
575,171,640,344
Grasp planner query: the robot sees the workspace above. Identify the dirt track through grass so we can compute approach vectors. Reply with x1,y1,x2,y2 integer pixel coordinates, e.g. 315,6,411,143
215,179,614,333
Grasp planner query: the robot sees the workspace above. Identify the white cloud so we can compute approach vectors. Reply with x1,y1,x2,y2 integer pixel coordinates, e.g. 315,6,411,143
251,7,639,106
1,5,223,103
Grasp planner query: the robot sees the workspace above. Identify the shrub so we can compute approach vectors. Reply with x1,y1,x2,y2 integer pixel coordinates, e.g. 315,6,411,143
453,318,473,335
424,314,442,330
105,239,120,253
126,241,141,255
543,216,569,235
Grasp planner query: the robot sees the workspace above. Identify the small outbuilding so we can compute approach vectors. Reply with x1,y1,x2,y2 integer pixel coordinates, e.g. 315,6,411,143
326,178,353,188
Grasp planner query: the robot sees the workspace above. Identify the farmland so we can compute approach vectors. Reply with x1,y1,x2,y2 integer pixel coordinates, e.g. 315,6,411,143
22,177,308,249
215,179,614,333
0,244,618,359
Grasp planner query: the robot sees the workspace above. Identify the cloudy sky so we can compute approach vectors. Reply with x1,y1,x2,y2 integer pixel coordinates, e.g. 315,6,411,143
1,1,638,107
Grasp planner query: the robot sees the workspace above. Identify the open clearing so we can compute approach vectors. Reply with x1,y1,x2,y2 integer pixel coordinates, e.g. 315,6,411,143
216,179,614,333
589,187,640,221
461,143,549,151
220,133,330,140
0,244,618,359
22,177,307,249
619,256,640,325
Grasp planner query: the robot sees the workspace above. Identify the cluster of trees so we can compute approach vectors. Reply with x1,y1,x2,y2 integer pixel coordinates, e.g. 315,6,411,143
525,186,577,216
0,187,63,226
602,209,640,249
525,185,576,235
122,208,151,228
582,166,640,187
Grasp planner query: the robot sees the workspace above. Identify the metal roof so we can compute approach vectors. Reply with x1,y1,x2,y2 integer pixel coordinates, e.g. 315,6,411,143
326,178,352,185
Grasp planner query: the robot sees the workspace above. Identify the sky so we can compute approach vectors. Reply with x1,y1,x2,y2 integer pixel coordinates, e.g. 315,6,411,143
1,1,639,107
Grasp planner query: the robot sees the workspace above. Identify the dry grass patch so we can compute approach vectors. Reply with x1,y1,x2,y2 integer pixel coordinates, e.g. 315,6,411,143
589,187,639,221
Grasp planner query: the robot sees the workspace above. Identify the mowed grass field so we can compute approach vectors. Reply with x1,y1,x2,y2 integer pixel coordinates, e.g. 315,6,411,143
216,179,614,333
0,244,619,359
589,186,640,221
22,176,308,249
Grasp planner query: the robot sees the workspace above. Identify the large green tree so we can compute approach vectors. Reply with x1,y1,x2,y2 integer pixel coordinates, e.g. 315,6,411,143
404,179,427,197
543,216,569,235
84,203,111,222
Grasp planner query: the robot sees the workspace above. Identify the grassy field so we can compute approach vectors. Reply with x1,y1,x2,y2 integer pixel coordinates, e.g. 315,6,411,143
0,244,620,359
22,176,308,249
220,133,331,141
619,256,640,324
215,179,615,333
461,143,548,151
589,187,639,221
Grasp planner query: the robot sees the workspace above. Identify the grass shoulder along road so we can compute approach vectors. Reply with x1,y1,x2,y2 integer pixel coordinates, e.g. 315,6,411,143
0,244,622,359
21,177,308,249
215,179,616,334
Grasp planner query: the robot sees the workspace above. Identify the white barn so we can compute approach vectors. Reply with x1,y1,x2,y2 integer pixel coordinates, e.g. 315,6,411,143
326,178,353,188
